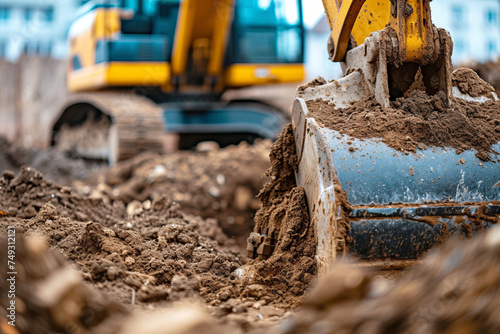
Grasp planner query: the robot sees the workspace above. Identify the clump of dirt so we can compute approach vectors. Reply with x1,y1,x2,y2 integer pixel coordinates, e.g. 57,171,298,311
452,67,496,98
263,226,500,334
306,71,500,160
247,125,317,306
75,140,271,249
297,76,327,92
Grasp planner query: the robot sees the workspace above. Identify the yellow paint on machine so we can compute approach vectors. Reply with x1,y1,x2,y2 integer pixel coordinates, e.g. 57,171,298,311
68,62,170,92
322,0,430,64
93,9,121,40
322,0,390,61
68,8,122,71
171,0,236,79
351,0,390,47
224,64,305,87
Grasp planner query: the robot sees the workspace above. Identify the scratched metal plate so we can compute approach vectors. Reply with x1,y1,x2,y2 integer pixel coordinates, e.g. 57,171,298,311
320,128,500,205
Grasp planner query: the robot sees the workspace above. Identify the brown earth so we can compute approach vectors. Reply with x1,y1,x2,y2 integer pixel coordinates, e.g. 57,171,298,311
0,159,310,333
72,140,272,251
465,60,500,92
0,135,271,251
306,70,500,160
0,167,242,306
453,67,496,98
0,235,237,334
247,124,317,306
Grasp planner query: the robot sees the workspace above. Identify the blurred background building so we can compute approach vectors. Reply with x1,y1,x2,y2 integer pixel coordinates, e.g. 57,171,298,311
0,0,85,61
0,0,499,72
431,0,500,64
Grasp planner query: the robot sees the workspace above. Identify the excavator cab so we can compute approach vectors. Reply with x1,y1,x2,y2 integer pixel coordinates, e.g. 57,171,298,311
292,0,500,273
53,0,305,163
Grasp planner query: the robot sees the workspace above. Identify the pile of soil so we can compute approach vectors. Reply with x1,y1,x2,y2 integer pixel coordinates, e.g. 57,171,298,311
0,235,235,334
452,67,496,98
246,124,317,305
306,69,500,160
264,226,500,334
0,167,242,304
0,165,308,333
74,140,271,249
465,60,500,92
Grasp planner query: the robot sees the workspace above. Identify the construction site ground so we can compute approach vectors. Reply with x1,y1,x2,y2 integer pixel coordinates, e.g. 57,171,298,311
2,61,500,333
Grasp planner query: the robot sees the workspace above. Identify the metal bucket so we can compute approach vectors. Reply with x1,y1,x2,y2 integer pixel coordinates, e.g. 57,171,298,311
292,72,500,274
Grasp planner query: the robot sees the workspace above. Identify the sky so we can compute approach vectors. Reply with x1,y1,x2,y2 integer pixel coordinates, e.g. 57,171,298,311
302,0,326,29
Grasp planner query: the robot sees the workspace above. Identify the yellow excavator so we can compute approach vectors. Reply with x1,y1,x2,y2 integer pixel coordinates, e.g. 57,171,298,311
291,0,500,273
51,0,305,164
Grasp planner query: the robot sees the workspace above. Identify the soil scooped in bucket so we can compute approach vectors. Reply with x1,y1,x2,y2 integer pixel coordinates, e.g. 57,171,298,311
306,69,500,161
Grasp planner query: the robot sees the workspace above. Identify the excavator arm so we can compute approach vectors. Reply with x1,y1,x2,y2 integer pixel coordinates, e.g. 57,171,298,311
171,0,235,91
319,0,452,108
322,0,369,62
323,0,434,64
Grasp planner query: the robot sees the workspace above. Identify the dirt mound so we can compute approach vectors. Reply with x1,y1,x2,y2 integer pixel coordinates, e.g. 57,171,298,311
264,226,500,334
0,235,238,334
465,60,500,92
246,125,317,306
75,140,271,249
307,71,500,160
0,167,241,304
0,166,304,332
0,166,116,222
452,67,496,98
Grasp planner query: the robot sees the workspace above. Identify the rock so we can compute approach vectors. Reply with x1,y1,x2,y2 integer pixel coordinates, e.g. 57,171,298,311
243,284,267,299
127,200,143,216
259,306,285,318
196,141,220,152
125,256,136,267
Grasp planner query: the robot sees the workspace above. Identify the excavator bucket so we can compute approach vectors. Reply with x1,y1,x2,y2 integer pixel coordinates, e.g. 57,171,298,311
292,70,500,274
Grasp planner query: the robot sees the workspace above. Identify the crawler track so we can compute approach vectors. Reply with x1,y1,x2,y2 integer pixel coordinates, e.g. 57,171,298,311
52,93,165,164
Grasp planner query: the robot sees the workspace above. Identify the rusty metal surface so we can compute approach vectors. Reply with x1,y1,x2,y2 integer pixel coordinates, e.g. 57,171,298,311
326,129,500,205
348,217,492,259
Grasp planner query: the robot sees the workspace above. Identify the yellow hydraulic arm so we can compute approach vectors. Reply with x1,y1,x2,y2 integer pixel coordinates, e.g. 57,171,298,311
171,0,235,90
321,0,452,108
322,0,434,66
